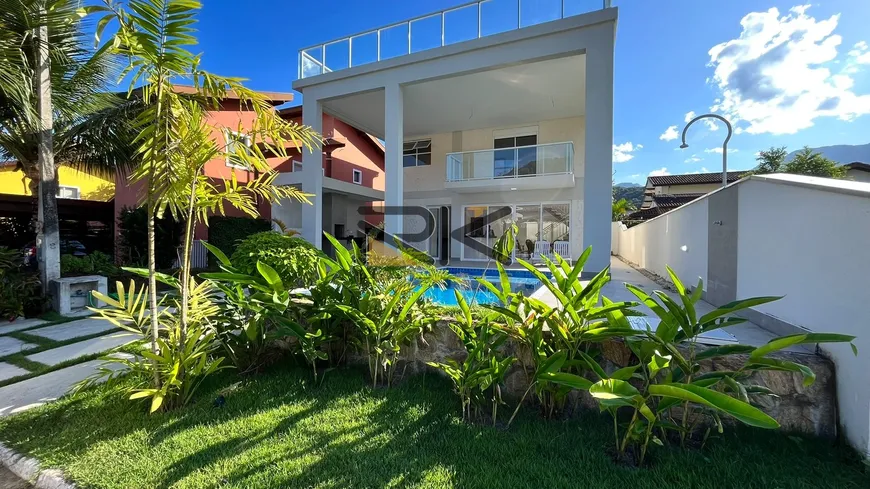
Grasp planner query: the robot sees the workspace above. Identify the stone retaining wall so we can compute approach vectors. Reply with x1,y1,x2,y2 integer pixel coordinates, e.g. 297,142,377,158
403,321,837,438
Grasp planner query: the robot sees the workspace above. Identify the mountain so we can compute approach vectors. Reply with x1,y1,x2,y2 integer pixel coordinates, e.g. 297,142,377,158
613,185,644,209
786,143,870,164
614,182,642,188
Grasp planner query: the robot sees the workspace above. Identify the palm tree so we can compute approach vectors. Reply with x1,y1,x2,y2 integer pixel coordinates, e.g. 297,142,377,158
81,0,320,410
0,0,138,291
612,198,635,221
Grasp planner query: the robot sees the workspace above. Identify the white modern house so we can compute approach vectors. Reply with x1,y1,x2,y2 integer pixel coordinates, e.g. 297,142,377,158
290,0,617,273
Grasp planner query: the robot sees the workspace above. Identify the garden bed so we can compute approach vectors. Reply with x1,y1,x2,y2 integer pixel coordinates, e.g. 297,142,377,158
0,364,866,489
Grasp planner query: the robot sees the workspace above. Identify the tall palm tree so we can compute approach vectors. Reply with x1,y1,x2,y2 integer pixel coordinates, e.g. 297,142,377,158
0,0,137,291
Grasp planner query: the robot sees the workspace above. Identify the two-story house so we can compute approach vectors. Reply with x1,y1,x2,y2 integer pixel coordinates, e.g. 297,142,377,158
286,0,618,274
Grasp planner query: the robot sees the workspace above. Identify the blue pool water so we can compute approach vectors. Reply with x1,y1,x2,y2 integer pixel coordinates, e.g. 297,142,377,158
422,267,551,306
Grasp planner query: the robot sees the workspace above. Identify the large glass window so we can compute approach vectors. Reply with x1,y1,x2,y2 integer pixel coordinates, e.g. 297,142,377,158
403,139,432,167
493,134,537,177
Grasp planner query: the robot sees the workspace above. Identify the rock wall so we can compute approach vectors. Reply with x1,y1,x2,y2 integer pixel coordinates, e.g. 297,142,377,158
405,321,838,438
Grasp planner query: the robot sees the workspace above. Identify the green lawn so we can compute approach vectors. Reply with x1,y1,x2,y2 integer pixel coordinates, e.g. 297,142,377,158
0,365,867,489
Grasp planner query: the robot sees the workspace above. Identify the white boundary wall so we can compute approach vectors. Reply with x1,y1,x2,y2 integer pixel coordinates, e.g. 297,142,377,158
613,174,870,456
615,198,709,288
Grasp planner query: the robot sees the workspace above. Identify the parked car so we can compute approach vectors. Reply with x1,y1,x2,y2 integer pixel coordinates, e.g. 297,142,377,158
22,239,87,267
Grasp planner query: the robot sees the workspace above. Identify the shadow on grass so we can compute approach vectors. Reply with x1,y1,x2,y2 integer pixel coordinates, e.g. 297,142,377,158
0,362,868,489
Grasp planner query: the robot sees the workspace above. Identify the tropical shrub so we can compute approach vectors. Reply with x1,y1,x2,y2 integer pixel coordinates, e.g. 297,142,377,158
118,206,183,269
427,290,516,424
208,216,271,265
202,243,330,378
230,231,322,287
61,251,117,276
0,247,41,320
84,277,226,413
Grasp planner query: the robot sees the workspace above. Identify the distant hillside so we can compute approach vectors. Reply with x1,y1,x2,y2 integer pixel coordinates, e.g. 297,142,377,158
614,185,644,208
615,182,642,188
787,143,870,164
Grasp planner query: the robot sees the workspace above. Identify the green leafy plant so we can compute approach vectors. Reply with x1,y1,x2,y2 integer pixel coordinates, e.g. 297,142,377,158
202,243,330,379
230,231,323,287
83,277,225,413
427,290,516,425
0,247,41,320
486,248,638,423
61,251,118,276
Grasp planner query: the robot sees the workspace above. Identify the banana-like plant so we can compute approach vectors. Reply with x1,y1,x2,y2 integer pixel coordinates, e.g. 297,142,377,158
624,266,858,447
427,290,516,425
484,248,639,422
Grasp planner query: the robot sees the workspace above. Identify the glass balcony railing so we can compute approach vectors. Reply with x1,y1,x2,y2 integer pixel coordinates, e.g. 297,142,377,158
446,142,574,182
298,0,611,79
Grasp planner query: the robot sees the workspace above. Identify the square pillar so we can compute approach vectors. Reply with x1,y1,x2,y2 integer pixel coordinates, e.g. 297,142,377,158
301,96,324,248
384,83,404,242
582,39,615,274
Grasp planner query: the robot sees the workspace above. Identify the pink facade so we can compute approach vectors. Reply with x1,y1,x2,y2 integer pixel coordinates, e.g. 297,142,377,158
113,91,384,256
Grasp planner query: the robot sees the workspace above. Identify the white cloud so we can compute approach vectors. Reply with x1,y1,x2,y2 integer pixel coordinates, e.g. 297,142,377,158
707,5,870,135
701,167,710,173
649,167,670,177
685,111,696,123
659,126,679,141
847,41,870,66
704,148,739,154
613,142,642,163
685,155,703,163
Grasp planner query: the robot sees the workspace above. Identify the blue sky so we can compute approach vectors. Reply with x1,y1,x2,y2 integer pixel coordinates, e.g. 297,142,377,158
185,0,870,183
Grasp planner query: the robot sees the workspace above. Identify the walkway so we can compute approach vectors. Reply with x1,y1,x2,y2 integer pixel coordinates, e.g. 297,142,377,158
535,256,785,347
0,315,140,417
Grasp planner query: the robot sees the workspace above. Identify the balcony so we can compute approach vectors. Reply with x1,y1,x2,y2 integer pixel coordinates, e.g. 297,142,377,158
445,141,574,192
298,0,610,79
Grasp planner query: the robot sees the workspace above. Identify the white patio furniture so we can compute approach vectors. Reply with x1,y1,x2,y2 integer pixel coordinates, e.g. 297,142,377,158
533,240,552,263
553,241,571,263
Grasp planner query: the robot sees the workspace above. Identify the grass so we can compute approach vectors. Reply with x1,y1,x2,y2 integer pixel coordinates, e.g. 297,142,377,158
0,365,867,489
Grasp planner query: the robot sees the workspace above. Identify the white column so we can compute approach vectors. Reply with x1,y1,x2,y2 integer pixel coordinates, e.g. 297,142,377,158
582,38,615,274
301,96,323,248
384,83,404,242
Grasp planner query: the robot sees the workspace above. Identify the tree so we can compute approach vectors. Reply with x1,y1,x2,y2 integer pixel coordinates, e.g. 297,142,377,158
0,0,138,296
82,0,320,411
748,146,845,179
783,147,846,179
750,146,788,175
612,198,635,221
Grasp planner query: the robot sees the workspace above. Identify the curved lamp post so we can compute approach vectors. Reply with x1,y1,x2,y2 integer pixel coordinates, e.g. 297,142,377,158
680,114,733,187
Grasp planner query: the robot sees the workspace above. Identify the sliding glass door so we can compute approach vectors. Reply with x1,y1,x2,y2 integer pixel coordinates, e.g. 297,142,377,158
461,203,570,261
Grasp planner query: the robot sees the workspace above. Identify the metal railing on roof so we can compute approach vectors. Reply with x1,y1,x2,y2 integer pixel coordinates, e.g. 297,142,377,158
298,0,611,79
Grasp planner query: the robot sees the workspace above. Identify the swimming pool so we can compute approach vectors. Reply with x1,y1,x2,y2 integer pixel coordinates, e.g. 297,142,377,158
422,267,551,306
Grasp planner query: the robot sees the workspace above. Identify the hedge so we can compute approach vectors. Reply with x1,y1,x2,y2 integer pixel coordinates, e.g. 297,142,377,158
208,216,272,267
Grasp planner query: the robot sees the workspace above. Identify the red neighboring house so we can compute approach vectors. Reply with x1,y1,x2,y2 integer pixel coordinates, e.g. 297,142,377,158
113,87,385,254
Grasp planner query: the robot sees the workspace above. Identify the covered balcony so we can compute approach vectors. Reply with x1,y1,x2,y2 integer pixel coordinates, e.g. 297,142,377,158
445,141,574,192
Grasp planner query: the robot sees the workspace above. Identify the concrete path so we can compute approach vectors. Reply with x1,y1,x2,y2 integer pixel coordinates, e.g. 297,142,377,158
0,363,29,382
0,337,37,357
0,465,31,489
26,332,138,367
0,355,131,417
0,318,47,336
25,318,115,342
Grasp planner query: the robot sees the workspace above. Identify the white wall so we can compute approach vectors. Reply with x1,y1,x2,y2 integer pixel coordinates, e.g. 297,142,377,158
611,221,622,255
736,177,870,456
616,199,709,287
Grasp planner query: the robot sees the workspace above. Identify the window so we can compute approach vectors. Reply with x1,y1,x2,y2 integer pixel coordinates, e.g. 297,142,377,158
224,129,252,169
352,169,363,185
403,139,431,167
56,186,79,199
292,160,303,172
494,134,538,177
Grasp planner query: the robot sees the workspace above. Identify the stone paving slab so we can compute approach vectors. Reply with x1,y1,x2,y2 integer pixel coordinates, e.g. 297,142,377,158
0,318,47,336
0,337,37,357
25,318,115,342
0,363,29,382
0,354,132,417
26,332,139,367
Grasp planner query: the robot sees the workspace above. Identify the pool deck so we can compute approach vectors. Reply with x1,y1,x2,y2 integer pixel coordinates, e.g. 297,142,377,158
533,256,797,349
